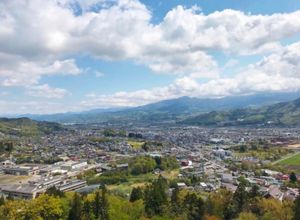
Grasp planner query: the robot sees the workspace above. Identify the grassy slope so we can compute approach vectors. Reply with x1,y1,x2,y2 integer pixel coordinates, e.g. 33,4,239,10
0,117,63,136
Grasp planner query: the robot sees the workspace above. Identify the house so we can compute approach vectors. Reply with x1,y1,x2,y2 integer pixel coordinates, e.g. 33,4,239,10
222,183,237,192
177,182,187,188
1,184,44,199
3,165,39,176
283,188,299,201
221,173,234,183
265,185,284,201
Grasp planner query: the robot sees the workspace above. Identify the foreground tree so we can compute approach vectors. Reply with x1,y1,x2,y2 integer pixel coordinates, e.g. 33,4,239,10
68,193,83,220
144,175,168,216
184,193,205,220
100,185,109,220
235,212,258,220
130,187,143,202
171,186,181,215
45,186,64,198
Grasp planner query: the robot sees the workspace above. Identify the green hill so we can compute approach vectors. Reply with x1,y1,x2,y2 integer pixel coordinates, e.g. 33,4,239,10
181,98,300,126
0,117,64,136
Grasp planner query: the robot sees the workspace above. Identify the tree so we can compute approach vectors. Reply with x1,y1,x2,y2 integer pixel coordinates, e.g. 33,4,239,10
129,156,156,175
235,212,258,220
93,190,102,219
171,186,181,215
249,184,260,199
290,172,297,183
144,175,168,216
92,185,109,220
233,182,249,213
68,193,83,220
45,186,64,198
28,194,68,220
258,198,294,220
0,196,5,206
130,187,143,202
100,184,109,220
206,189,233,218
184,193,205,220
82,199,94,220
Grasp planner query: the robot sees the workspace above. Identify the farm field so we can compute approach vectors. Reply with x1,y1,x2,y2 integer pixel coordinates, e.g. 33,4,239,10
278,151,300,165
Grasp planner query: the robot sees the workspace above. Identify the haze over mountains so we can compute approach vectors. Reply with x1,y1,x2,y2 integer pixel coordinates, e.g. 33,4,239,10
13,92,300,125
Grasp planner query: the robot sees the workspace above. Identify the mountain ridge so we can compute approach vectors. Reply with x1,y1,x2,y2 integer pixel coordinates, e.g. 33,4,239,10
181,97,300,126
8,92,300,124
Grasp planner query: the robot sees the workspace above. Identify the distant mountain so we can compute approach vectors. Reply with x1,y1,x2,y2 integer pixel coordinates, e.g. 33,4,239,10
17,92,300,124
0,117,64,136
181,97,300,126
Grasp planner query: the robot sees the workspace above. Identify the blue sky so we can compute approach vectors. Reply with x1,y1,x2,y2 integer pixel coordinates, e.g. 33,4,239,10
1,0,300,114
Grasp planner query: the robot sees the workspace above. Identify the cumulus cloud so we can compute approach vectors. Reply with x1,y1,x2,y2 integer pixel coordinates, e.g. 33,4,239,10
26,84,70,99
2,0,300,79
1,0,300,112
81,42,300,108
0,57,81,86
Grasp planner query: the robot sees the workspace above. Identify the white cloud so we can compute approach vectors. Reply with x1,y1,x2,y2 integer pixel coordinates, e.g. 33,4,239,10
81,42,300,108
26,84,70,99
2,0,300,81
0,57,81,86
2,0,300,112
95,71,105,77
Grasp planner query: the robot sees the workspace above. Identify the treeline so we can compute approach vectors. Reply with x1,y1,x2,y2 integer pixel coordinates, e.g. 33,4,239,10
103,129,126,137
1,177,300,220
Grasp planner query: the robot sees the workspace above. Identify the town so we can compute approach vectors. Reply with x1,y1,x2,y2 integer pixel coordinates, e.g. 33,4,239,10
0,125,299,204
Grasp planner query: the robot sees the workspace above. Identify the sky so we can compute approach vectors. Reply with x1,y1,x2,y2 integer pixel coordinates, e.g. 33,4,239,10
1,0,300,114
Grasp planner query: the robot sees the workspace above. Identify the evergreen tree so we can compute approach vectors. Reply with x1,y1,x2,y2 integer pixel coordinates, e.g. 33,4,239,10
144,175,168,216
82,200,94,220
130,187,143,202
224,202,237,220
233,182,249,213
290,172,297,183
0,196,5,206
93,190,102,219
171,186,180,215
100,184,109,220
184,193,205,220
68,193,83,220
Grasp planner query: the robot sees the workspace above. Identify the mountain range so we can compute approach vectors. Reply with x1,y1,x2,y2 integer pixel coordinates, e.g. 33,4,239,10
15,92,300,125
182,97,300,126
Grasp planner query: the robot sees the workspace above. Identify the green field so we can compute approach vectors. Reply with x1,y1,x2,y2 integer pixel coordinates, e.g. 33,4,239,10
279,152,300,165
127,140,145,149
107,170,179,196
